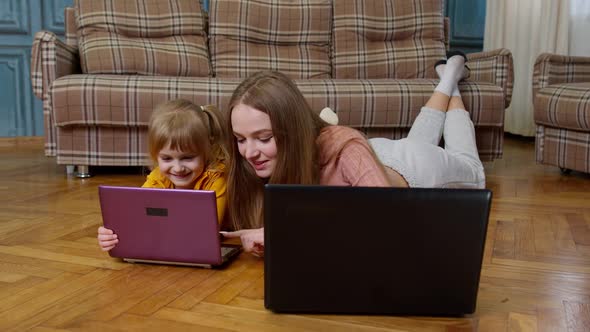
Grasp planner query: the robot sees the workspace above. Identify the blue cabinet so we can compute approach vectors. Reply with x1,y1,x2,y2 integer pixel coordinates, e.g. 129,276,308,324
0,0,72,137
445,0,486,54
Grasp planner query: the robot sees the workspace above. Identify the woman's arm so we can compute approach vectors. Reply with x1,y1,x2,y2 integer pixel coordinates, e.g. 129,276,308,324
221,228,264,257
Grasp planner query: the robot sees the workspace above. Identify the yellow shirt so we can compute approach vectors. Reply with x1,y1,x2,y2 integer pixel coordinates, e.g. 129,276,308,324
141,163,228,224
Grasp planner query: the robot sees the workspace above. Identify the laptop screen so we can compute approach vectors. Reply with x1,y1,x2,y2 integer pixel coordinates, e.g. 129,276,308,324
264,184,492,315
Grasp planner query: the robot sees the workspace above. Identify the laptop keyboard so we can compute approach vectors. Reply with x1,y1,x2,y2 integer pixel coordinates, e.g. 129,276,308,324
221,246,235,256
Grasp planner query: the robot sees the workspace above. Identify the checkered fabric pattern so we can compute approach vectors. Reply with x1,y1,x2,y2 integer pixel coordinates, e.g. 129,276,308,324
30,0,515,168
50,75,505,165
209,0,332,79
332,0,446,79
535,126,590,174
31,31,80,156
65,7,77,47
75,0,210,76
533,53,590,173
468,49,514,108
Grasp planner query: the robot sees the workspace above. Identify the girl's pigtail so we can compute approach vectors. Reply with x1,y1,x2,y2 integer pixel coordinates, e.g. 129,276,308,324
201,105,229,164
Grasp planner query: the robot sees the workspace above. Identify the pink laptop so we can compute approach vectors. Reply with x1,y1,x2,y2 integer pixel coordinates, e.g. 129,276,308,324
98,185,241,268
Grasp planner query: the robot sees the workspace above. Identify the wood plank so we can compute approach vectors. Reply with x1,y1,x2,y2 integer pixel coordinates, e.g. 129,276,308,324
564,301,590,332
493,219,515,259
508,312,538,332
40,265,190,328
156,305,405,332
167,256,256,310
567,213,590,246
202,259,264,304
0,245,127,270
1,134,590,331
126,268,215,316
0,269,115,330
537,307,567,332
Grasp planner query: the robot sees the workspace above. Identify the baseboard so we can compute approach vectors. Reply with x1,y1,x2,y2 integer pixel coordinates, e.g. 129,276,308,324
0,136,44,148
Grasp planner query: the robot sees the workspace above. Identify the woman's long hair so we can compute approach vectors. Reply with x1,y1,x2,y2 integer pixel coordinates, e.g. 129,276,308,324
225,71,329,230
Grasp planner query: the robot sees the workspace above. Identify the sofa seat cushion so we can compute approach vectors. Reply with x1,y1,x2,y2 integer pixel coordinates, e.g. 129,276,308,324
534,82,590,132
51,75,505,130
209,0,332,79
332,0,446,79
75,0,209,77
51,75,241,127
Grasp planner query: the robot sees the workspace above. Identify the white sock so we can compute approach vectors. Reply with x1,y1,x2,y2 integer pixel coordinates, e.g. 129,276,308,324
435,64,461,97
434,55,465,97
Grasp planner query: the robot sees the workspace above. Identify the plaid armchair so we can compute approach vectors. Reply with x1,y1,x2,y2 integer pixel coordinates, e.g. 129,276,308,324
533,53,590,174
31,0,514,176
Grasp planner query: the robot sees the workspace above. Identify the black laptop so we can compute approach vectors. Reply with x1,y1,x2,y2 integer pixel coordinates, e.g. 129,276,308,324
264,184,492,316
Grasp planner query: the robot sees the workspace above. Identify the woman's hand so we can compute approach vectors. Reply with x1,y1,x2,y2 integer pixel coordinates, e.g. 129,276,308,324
97,226,118,251
221,228,264,257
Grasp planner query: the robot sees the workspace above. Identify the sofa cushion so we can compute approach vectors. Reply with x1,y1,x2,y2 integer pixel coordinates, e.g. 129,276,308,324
50,75,505,162
332,0,446,79
75,0,210,77
209,0,332,79
51,75,504,130
534,82,590,132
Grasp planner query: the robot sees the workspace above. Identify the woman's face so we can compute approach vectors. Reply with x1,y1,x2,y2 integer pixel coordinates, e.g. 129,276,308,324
231,103,278,179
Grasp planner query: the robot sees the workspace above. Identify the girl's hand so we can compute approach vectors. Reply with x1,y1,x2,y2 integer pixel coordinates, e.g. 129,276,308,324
221,228,264,257
97,226,118,251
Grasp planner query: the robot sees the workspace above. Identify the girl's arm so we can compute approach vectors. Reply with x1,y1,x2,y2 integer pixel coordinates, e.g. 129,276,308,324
97,226,118,251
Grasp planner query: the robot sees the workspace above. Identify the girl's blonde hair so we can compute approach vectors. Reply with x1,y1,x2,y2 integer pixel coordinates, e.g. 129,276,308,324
225,71,329,230
148,99,228,169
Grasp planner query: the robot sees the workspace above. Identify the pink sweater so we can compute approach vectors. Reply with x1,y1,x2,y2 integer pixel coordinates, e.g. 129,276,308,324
316,126,392,187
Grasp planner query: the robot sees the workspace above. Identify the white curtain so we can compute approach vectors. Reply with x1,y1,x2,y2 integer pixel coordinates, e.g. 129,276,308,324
569,0,590,56
484,0,569,136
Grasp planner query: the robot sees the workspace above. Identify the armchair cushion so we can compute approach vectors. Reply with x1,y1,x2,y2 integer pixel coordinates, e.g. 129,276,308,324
209,0,332,79
332,0,446,79
75,0,210,77
534,82,590,131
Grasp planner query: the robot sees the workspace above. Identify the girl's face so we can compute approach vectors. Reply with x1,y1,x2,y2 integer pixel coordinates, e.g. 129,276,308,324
231,103,278,179
157,143,205,189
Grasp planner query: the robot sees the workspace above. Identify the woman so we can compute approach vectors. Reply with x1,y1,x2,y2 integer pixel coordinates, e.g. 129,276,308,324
222,52,484,256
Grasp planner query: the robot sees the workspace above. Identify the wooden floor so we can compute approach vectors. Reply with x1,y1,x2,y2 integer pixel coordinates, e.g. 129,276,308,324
1,135,589,331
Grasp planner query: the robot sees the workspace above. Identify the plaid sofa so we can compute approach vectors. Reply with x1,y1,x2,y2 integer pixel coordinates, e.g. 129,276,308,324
533,53,590,173
31,0,514,172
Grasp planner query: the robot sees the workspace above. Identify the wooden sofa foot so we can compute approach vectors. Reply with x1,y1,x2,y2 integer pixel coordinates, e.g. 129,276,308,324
559,167,572,175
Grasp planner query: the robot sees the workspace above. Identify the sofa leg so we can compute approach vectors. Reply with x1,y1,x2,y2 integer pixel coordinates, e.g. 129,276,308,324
66,165,76,176
76,165,92,178
559,167,572,175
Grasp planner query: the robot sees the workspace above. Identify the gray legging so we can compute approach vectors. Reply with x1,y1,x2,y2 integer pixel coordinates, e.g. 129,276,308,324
369,107,485,189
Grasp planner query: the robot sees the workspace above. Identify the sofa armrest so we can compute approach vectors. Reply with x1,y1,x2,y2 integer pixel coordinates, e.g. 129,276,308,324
467,48,514,108
532,53,590,98
31,31,80,100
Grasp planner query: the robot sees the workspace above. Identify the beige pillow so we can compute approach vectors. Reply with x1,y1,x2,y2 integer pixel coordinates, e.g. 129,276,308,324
75,0,210,77
332,0,447,79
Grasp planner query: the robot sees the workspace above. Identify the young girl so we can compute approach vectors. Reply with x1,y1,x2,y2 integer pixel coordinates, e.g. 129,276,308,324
97,99,229,251
222,52,484,256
